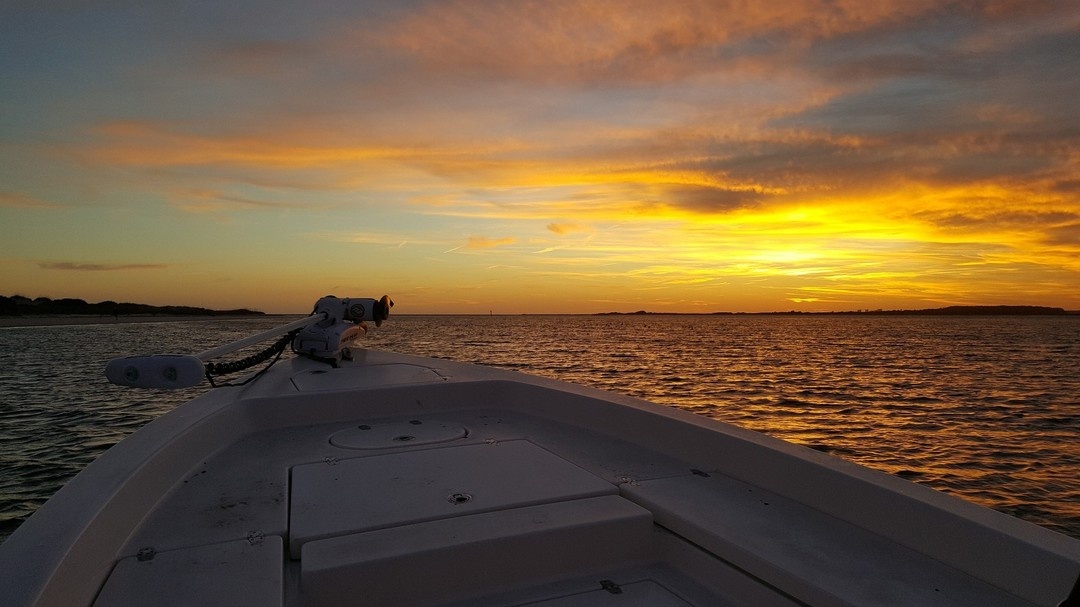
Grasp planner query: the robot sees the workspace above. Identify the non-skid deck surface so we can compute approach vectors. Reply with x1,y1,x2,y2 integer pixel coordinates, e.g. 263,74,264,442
97,404,1059,606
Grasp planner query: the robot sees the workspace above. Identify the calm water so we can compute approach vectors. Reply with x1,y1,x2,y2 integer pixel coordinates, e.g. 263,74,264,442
1,314,1078,544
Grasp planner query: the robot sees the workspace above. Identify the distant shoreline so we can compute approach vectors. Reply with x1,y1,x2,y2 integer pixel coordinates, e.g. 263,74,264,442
0,314,272,328
3,305,1077,327
596,305,1078,316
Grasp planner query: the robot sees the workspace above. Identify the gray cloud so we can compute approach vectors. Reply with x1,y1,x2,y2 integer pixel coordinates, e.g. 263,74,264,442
1044,224,1080,247
660,184,768,213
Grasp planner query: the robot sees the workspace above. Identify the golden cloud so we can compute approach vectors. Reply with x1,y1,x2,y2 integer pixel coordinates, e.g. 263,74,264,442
465,235,517,250
547,223,591,235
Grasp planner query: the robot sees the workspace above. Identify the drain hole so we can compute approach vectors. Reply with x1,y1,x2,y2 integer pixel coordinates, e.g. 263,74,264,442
393,435,415,442
447,492,472,505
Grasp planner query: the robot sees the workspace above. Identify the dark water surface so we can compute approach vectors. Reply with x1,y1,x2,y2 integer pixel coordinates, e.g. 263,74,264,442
1,314,1078,543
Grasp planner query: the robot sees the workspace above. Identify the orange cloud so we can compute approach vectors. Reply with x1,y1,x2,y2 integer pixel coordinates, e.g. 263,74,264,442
375,0,946,84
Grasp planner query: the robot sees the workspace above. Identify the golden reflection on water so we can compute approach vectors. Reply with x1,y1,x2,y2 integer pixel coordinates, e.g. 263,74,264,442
0,315,1077,542
375,314,1080,538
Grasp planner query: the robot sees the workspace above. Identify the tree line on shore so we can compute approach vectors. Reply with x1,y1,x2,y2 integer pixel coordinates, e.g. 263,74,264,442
0,295,263,317
4,295,1071,317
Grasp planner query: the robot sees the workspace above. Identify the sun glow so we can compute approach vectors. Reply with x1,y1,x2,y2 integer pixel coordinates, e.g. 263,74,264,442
2,2,1078,313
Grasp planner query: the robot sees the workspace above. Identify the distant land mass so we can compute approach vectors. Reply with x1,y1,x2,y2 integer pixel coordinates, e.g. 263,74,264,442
0,295,263,318
598,305,1075,316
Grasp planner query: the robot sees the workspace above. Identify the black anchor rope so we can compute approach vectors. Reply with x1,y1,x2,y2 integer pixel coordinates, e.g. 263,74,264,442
204,329,300,387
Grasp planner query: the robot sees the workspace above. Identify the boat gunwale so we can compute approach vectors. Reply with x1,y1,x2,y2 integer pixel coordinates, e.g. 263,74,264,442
2,352,1079,606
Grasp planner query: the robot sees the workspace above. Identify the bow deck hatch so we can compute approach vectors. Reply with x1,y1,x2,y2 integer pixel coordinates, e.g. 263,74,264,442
288,439,617,558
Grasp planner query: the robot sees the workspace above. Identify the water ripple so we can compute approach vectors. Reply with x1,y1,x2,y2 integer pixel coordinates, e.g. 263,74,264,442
1,315,1078,543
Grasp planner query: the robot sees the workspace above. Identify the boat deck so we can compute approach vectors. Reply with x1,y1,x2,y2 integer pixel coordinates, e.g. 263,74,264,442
5,351,1079,606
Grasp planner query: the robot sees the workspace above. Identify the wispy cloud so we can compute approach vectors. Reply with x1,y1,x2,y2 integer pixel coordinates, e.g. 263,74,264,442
0,191,63,209
38,262,169,271
168,188,319,213
465,236,517,250
76,120,426,170
2,1,1078,312
547,223,591,235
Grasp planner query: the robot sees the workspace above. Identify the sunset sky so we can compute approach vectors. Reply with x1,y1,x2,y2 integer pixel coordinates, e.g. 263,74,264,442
2,1,1078,313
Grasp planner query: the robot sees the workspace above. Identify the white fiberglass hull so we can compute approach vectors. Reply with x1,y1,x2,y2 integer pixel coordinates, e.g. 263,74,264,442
2,349,1078,606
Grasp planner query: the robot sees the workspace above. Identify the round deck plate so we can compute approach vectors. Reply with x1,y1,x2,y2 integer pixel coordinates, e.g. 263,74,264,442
330,420,468,449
